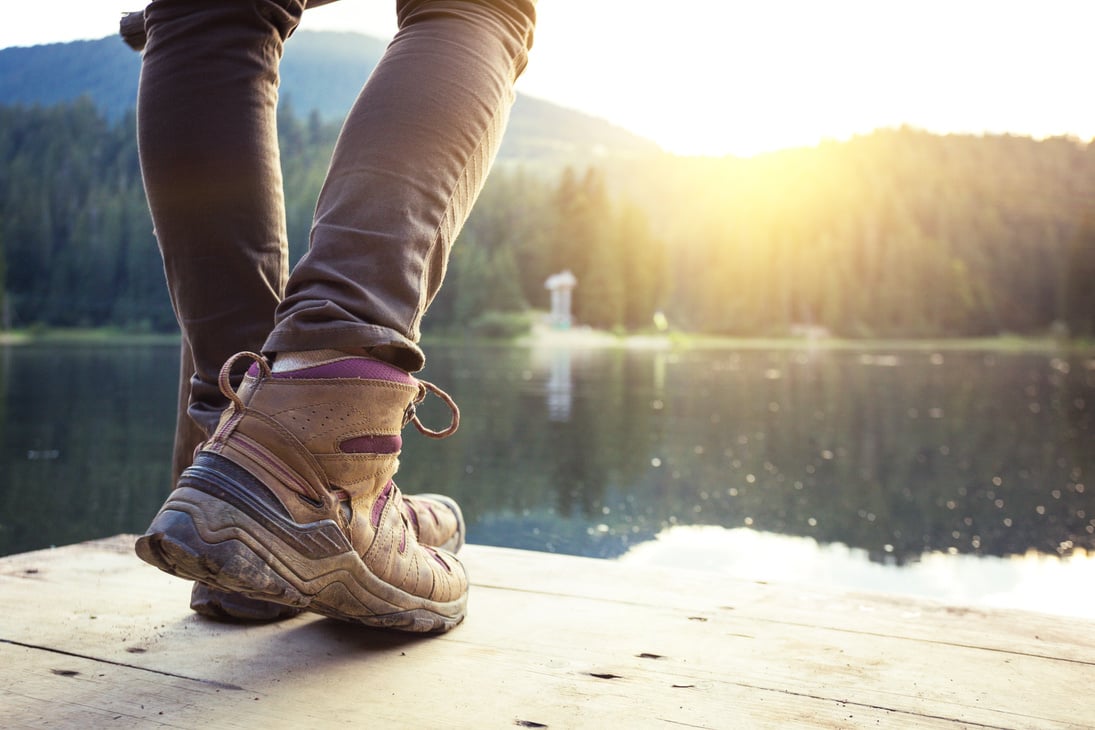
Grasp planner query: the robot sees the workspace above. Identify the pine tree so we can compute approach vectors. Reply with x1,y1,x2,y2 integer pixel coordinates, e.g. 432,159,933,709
1063,212,1095,338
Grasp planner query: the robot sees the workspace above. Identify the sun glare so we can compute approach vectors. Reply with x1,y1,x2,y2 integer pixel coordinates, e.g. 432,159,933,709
621,527,1095,620
521,2,892,158
519,0,1095,158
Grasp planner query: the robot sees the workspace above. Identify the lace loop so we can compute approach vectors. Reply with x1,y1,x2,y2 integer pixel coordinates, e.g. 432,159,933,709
408,380,460,439
218,351,269,412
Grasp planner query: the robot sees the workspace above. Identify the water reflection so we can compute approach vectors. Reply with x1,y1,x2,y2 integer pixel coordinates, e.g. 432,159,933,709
1,341,1093,614
539,346,573,422
0,343,178,554
405,344,1094,566
620,526,1095,619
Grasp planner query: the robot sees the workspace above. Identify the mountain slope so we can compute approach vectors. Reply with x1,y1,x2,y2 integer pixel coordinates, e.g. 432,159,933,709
0,31,660,164
0,38,139,115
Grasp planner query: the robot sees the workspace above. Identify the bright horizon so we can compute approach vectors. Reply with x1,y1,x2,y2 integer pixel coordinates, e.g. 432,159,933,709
4,0,1094,157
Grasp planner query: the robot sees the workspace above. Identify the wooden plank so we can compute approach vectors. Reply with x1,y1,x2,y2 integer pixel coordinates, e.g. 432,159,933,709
1,536,1093,729
471,546,1095,663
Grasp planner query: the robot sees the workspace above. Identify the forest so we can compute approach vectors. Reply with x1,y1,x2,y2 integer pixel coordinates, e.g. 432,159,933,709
1,99,1093,339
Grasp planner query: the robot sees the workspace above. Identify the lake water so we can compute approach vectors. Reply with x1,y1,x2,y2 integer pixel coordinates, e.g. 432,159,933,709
2,340,1093,618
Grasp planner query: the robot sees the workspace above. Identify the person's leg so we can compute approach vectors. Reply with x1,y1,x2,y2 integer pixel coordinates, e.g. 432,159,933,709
136,0,493,625
138,0,297,441
137,0,536,632
172,341,207,483
138,0,307,622
264,0,536,370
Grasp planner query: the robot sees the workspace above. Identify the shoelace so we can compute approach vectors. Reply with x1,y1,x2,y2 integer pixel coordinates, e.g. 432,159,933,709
407,380,460,439
217,351,460,439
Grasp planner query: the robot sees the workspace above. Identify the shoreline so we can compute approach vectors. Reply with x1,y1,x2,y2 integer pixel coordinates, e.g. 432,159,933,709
516,324,1095,354
2,326,1092,353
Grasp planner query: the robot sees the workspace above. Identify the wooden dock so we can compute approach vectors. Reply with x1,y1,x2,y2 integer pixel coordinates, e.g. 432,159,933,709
1,536,1092,729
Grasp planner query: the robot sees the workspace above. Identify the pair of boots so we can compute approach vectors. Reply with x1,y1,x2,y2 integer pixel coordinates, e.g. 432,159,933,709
136,350,469,633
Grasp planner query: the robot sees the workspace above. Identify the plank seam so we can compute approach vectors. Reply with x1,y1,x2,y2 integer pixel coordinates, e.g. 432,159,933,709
728,681,1013,729
0,638,246,691
739,617,1095,667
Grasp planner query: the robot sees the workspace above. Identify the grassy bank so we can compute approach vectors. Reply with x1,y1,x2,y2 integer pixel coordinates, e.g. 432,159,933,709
0,328,181,347
511,325,1095,354
674,333,1095,353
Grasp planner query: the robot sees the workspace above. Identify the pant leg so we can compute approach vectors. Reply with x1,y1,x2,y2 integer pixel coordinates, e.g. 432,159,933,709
264,0,537,372
138,0,303,450
172,340,207,483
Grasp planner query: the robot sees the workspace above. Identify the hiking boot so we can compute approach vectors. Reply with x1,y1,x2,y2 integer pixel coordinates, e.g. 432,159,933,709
189,491,466,621
136,351,468,633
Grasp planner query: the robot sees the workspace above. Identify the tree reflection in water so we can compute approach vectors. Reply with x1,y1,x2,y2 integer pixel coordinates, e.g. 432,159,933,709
402,343,1094,567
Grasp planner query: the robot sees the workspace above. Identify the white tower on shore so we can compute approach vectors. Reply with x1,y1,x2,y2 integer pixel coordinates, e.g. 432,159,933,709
544,270,577,329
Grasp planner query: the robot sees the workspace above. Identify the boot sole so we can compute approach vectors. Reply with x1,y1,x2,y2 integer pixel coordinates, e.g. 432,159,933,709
135,454,466,633
189,494,465,623
190,581,304,622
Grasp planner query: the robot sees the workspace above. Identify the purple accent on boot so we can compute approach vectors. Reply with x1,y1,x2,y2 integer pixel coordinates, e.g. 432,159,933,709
340,434,402,454
371,481,394,528
247,362,262,377
426,546,451,571
272,357,414,384
405,501,421,535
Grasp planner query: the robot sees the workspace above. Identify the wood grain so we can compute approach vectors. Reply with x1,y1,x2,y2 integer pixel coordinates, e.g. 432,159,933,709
1,536,1091,728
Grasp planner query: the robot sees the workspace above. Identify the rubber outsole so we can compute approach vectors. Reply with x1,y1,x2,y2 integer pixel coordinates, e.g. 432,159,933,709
190,582,304,622
135,455,466,633
187,490,466,624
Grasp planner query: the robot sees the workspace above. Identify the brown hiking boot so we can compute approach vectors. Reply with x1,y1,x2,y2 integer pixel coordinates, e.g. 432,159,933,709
136,352,468,633
189,491,466,621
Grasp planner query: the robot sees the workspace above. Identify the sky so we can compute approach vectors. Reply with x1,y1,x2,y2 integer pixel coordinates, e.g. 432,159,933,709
3,0,1093,157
